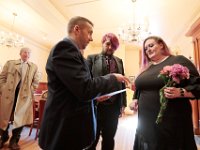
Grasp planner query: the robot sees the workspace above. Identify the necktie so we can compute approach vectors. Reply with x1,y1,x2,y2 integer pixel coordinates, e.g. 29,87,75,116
105,56,110,71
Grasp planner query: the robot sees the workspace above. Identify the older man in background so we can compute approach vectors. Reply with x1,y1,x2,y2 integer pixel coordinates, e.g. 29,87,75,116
0,47,39,150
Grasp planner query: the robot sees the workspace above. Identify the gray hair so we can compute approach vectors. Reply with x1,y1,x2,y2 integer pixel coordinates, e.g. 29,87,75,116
20,47,31,54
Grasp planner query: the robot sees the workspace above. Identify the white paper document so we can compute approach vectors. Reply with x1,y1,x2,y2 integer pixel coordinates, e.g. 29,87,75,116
96,89,127,99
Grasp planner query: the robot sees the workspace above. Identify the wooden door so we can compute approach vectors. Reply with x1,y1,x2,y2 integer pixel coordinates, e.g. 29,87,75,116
186,17,200,134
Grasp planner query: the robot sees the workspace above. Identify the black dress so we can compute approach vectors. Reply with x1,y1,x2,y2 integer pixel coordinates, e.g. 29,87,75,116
133,55,200,150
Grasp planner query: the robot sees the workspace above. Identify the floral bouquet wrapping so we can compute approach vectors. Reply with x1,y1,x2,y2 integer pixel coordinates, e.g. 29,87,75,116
156,64,190,124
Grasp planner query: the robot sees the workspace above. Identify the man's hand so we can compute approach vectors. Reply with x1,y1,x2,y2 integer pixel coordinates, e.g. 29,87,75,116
119,106,125,117
129,99,138,112
96,95,111,102
131,84,136,91
112,73,130,87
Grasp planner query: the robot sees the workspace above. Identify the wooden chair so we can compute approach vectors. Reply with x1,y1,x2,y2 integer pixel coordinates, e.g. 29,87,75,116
29,91,47,140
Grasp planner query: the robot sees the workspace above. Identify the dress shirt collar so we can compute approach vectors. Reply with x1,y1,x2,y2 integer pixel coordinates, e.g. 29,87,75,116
20,59,28,64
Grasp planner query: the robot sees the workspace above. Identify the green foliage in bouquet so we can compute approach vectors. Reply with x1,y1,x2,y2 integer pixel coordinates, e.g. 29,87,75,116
156,64,190,124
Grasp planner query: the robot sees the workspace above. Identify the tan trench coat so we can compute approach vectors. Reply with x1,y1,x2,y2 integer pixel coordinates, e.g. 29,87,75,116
0,59,39,130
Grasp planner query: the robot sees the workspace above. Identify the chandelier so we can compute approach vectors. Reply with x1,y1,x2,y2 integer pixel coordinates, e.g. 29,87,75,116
0,13,24,47
118,0,151,43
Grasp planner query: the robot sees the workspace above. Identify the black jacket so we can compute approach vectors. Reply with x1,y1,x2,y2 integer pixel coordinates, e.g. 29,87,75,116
87,53,127,109
39,38,119,150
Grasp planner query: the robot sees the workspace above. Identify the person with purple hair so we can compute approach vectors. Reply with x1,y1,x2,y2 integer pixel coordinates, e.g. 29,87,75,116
131,36,200,150
87,33,127,150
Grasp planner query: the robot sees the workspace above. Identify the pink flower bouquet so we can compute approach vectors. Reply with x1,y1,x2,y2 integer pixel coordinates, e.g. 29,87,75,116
156,64,190,124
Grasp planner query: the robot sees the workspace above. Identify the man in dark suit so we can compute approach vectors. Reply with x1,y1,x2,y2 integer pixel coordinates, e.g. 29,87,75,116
38,16,129,150
87,33,127,150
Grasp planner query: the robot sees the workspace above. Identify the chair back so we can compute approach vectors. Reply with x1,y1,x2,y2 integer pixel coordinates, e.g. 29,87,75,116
29,90,47,140
38,99,46,126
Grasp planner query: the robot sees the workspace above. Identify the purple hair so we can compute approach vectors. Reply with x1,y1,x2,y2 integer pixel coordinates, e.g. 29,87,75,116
101,33,119,50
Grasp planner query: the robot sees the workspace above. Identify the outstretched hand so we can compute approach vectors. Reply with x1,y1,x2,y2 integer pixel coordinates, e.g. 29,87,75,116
96,95,111,102
112,73,130,87
129,99,138,112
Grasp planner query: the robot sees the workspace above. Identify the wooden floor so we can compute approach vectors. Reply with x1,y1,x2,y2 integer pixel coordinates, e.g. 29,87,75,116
96,114,137,150
1,114,200,150
1,128,40,150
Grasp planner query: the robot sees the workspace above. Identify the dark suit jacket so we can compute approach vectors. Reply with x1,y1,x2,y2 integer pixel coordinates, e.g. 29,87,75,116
39,38,119,150
87,53,127,111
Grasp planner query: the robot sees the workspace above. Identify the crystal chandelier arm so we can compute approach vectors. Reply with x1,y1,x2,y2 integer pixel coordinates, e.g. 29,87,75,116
0,12,25,47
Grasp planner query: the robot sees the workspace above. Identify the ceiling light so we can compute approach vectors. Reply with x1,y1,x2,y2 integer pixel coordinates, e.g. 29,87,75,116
0,12,24,47
118,0,151,44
